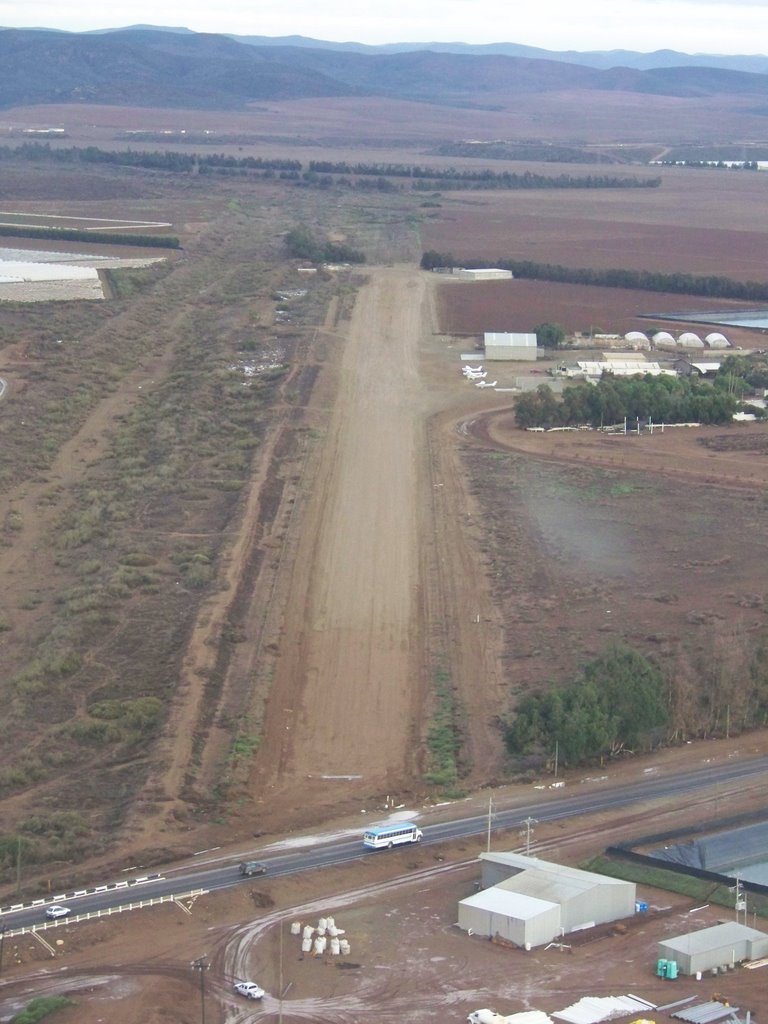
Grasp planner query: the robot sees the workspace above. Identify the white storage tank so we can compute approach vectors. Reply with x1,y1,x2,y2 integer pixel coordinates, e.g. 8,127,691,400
330,937,341,955
291,921,301,935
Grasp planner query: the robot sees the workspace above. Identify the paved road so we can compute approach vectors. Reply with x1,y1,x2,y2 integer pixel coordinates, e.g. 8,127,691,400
3,754,766,932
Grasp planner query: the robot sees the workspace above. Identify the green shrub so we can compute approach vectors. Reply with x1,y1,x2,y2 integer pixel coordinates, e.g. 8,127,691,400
12,996,74,1024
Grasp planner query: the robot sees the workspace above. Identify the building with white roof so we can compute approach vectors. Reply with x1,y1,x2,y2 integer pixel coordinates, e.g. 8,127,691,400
454,268,514,281
559,359,671,379
658,921,768,975
458,852,636,948
484,332,538,361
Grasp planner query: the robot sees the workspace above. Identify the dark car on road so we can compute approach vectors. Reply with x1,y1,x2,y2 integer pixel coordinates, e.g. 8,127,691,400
238,861,267,877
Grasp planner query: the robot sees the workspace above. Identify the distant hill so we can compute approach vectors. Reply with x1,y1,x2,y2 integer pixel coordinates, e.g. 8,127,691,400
1,27,767,111
226,34,768,76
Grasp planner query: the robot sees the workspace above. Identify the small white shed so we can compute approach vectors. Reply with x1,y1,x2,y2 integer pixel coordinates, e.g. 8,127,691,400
658,921,768,975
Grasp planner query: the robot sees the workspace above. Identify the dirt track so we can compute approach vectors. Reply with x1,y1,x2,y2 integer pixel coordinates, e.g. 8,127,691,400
254,268,433,800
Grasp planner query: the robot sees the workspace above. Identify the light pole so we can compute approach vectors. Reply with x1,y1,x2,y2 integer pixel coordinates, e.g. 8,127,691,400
191,955,209,1024
0,922,6,977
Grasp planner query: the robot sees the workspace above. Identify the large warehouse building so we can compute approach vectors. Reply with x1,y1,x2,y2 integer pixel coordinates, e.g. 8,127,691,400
453,268,514,281
458,852,636,948
484,332,538,361
658,922,768,975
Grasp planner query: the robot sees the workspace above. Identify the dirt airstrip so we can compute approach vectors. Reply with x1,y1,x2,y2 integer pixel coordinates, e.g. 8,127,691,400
190,259,768,841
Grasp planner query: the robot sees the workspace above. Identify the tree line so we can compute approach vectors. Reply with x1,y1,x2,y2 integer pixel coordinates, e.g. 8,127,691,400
0,145,658,191
507,645,668,766
506,636,768,768
308,159,659,190
655,160,760,171
0,224,179,249
421,251,768,302
0,143,301,173
514,376,740,429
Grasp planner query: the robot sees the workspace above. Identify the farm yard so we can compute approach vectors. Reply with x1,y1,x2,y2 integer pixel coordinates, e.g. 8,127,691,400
1,90,768,1023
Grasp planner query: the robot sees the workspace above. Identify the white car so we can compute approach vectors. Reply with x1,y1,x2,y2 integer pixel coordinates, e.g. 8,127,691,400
234,981,265,1000
45,905,72,919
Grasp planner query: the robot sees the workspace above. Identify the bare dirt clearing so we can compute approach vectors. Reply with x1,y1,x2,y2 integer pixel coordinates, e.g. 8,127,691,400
437,276,765,343
422,171,768,279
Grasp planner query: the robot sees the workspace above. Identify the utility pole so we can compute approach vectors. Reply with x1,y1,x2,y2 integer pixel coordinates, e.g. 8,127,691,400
191,955,209,1024
0,922,6,977
520,817,538,856
732,877,747,926
279,922,284,1024
553,740,559,779
486,793,495,853
15,837,22,897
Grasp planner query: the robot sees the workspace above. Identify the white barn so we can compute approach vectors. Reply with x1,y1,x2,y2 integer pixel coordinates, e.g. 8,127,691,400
458,852,636,949
484,332,538,361
454,268,513,281
658,922,768,975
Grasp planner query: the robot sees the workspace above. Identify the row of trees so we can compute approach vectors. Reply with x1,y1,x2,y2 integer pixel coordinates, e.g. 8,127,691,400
0,143,302,172
718,353,768,390
0,145,657,191
506,634,768,768
514,376,741,428
656,160,760,171
421,251,768,302
496,259,768,302
433,141,612,164
307,160,659,190
0,224,179,248
506,646,668,766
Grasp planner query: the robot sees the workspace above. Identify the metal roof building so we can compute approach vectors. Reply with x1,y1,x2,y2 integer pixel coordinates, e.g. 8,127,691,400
484,332,538,361
459,887,561,947
454,268,514,281
458,853,636,948
658,921,768,975
560,360,670,379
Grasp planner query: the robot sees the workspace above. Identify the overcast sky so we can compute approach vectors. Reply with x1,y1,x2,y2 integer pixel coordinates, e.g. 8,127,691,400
1,0,766,55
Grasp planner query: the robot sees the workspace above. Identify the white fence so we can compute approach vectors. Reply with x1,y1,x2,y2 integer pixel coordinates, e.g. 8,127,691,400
1,889,208,941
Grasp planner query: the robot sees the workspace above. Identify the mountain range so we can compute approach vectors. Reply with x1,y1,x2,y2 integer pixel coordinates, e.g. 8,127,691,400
1,26,767,111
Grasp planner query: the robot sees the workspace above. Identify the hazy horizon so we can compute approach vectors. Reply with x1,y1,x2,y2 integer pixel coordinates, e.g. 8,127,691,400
0,4,766,58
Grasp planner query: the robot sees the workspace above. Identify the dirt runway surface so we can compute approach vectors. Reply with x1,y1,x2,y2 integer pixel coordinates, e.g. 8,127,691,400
253,268,434,803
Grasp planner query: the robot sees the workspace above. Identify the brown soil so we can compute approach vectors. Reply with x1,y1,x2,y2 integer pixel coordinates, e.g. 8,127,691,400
436,276,766,347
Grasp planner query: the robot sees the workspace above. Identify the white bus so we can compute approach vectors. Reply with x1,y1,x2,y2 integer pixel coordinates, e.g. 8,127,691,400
362,822,423,850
